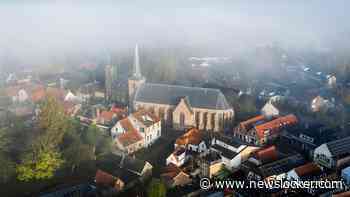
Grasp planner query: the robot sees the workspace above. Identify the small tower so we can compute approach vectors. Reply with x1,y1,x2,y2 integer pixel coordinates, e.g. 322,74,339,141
128,44,145,109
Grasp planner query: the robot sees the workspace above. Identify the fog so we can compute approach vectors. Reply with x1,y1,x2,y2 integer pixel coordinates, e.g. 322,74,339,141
1,0,350,66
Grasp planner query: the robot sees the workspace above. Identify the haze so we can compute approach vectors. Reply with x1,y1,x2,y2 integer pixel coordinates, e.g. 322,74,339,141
1,0,350,67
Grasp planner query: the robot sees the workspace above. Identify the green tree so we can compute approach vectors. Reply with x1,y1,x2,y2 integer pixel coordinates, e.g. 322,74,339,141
16,148,64,181
147,179,167,197
37,96,70,151
82,124,99,157
63,132,94,172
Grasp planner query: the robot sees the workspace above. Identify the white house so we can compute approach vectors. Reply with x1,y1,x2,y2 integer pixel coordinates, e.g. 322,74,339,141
111,110,162,154
261,101,279,118
314,137,350,169
174,128,208,153
128,110,161,147
166,147,189,167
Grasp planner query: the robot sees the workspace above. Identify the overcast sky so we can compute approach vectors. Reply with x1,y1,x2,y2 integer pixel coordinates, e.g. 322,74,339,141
1,0,349,65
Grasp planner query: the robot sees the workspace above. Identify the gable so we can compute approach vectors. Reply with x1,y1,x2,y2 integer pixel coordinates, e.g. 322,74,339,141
174,98,193,115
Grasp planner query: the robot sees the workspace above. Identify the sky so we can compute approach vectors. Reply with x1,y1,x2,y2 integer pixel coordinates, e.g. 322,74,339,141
0,0,349,65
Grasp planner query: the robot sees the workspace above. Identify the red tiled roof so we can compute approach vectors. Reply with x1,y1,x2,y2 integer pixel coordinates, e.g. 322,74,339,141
99,111,116,122
255,146,278,162
240,115,266,131
132,109,160,125
31,86,46,102
161,163,182,179
117,118,143,146
255,114,298,139
175,128,202,146
294,163,322,177
95,169,115,186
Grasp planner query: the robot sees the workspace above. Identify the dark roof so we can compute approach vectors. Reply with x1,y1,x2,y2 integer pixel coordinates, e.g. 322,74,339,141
202,151,221,163
258,154,305,178
326,136,350,157
97,154,148,176
134,83,231,110
214,133,243,148
211,144,238,159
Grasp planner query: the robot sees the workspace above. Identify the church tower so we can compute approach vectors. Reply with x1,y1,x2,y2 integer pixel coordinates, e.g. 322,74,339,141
128,44,145,109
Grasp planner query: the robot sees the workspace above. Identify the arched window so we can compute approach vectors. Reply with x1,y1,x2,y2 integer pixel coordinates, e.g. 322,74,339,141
180,112,185,128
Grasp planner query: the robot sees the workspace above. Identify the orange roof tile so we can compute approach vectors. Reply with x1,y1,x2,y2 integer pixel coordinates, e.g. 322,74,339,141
256,146,278,162
31,87,46,102
175,128,202,146
99,111,116,122
294,163,322,177
255,114,297,139
117,118,143,146
132,109,160,126
240,115,266,131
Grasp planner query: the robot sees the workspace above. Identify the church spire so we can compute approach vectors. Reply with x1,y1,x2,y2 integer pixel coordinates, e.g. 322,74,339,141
132,44,142,79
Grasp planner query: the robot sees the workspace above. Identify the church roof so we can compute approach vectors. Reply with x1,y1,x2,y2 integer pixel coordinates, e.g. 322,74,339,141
134,83,231,110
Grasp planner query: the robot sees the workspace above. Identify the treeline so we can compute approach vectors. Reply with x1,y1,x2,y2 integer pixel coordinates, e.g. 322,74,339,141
0,96,112,195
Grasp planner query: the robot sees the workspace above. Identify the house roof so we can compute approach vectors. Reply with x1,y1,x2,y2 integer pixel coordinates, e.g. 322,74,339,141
255,146,278,163
211,144,238,159
161,164,182,179
255,114,298,139
258,154,305,178
99,111,116,122
117,130,143,147
95,169,115,186
175,128,202,146
134,83,231,110
294,163,322,178
326,136,350,157
97,154,147,181
132,109,160,127
240,115,267,131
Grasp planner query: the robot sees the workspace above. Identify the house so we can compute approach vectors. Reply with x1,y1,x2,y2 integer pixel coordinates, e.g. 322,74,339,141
111,110,161,154
160,164,192,188
166,147,190,167
234,114,298,146
128,45,234,131
280,123,338,159
242,152,305,181
96,154,153,193
210,134,259,170
175,128,208,153
129,110,161,147
287,163,324,181
311,95,335,112
314,136,350,170
199,151,223,178
261,101,279,118
113,118,144,154
341,166,350,186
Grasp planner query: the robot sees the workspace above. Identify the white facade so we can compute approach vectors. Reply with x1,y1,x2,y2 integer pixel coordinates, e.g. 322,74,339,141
261,102,279,118
166,150,188,167
111,113,162,148
313,144,334,169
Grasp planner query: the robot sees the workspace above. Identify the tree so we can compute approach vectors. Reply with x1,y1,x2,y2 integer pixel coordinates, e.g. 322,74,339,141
82,124,99,157
147,179,167,197
37,96,70,151
16,148,64,181
63,132,94,172
0,153,15,183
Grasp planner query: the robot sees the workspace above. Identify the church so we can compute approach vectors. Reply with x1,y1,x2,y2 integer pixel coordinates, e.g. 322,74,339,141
128,45,234,132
